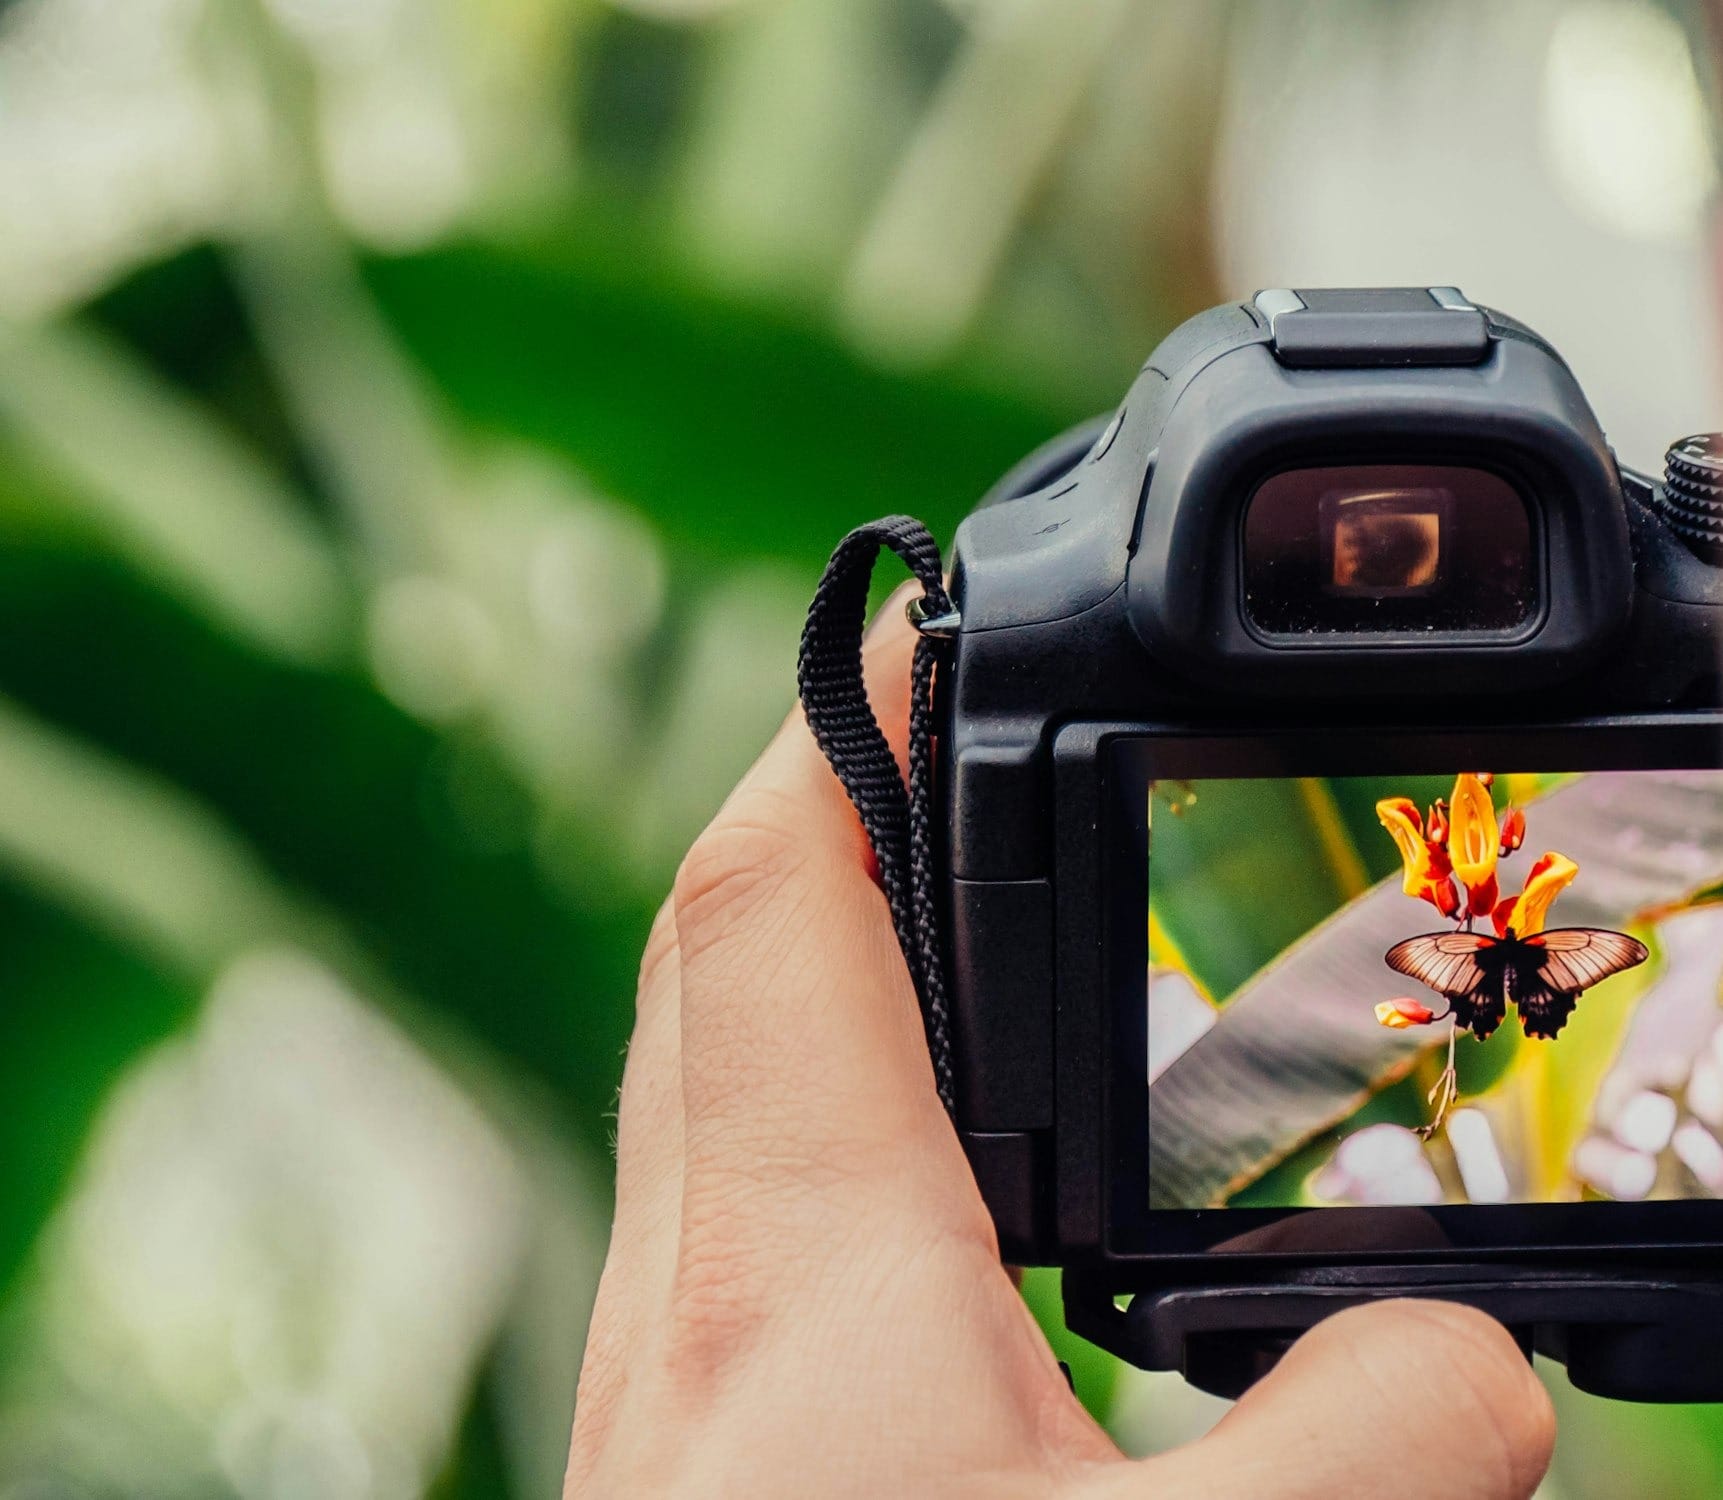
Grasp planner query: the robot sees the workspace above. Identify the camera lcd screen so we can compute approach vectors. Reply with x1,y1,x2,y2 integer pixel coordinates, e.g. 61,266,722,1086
1243,465,1536,636
1145,766,1723,1217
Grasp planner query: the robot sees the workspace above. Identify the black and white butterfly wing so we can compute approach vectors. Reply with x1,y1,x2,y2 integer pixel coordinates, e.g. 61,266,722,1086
1531,928,1650,992
1509,970,1580,1040
1384,931,1491,994
1511,928,1650,1040
1384,931,1509,1039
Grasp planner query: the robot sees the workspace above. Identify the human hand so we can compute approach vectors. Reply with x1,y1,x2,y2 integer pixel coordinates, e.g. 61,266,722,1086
565,596,1556,1499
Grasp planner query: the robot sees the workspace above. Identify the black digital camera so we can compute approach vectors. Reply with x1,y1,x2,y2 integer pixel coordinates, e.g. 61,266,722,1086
925,288,1723,1401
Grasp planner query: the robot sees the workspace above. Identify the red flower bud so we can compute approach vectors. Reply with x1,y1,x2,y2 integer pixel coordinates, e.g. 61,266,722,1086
1376,997,1437,1029
1427,798,1450,847
1499,807,1526,855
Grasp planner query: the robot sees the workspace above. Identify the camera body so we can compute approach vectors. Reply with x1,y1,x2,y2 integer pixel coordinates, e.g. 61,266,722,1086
939,288,1723,1399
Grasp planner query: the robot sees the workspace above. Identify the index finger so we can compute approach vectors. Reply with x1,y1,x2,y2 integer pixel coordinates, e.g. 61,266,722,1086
670,594,985,1245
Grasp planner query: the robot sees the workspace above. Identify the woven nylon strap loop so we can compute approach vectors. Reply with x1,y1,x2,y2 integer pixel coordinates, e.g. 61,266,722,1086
797,516,956,1116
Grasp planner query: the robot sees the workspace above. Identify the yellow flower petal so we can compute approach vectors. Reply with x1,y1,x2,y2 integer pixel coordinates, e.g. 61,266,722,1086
1376,998,1436,1029
1448,774,1500,889
1376,797,1436,897
1505,852,1579,937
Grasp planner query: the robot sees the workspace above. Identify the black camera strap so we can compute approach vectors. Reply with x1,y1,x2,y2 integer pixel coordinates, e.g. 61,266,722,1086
797,516,957,1116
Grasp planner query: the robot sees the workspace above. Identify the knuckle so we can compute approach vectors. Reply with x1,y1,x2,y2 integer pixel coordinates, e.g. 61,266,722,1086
663,1151,881,1390
672,803,810,955
665,1194,777,1392
662,1141,993,1394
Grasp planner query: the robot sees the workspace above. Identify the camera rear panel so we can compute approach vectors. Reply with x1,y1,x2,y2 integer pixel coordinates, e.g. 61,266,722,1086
939,289,1723,1398
943,290,1723,1275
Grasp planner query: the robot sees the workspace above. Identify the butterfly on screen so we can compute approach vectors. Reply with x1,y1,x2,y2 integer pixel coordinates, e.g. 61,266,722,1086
1384,926,1649,1042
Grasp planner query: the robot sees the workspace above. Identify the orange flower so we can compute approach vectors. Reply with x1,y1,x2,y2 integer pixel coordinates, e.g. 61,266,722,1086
1376,997,1437,1029
1493,851,1580,938
1447,774,1500,892
1377,798,1432,892
1376,797,1457,913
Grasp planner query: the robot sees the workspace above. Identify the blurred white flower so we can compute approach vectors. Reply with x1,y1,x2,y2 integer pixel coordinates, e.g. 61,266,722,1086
1313,1122,1442,1207
1541,0,1717,245
368,573,504,723
1672,1119,1723,1194
1448,1108,1512,1205
0,950,533,1497
1573,1137,1658,1201
0,0,275,318
0,0,572,316
1594,909,1723,1125
1691,1052,1723,1129
1612,1089,1678,1156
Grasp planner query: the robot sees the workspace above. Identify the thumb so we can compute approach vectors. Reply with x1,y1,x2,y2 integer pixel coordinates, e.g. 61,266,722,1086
1089,1300,1554,1500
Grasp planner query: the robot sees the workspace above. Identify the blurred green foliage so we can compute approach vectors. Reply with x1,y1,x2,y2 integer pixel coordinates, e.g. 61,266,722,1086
0,2,1146,1483
0,1,1714,1496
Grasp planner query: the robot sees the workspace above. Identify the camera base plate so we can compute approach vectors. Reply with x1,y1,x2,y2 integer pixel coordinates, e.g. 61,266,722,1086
1064,1262,1723,1402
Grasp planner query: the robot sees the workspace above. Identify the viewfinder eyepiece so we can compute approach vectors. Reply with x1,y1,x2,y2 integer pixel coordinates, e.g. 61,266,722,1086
1241,464,1538,639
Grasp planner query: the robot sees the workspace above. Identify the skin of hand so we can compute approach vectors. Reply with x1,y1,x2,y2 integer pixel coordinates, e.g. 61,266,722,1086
564,593,1557,1499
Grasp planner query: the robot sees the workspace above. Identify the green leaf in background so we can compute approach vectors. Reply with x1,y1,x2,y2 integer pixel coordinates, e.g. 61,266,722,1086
1019,1267,1120,1429
0,884,195,1312
0,529,646,1163
1545,1373,1723,1499
432,1354,513,1500
362,237,1097,567
1322,773,1452,885
1150,776,1372,1002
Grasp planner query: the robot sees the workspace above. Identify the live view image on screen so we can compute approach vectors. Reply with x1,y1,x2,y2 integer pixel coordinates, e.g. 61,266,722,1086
1147,769,1723,1212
